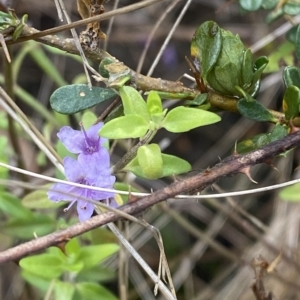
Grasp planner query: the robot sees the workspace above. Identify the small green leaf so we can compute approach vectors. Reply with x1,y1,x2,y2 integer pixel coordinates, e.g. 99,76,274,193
99,57,115,78
237,98,276,122
22,187,64,209
65,238,81,256
283,66,300,88
266,7,284,24
286,24,299,43
147,91,163,115
99,115,149,139
283,1,300,15
261,0,277,9
78,244,119,270
185,93,208,106
0,192,33,219
50,84,117,114
268,124,288,142
296,24,300,61
55,281,75,300
3,214,55,239
160,154,191,177
282,85,300,120
20,254,64,279
82,111,97,129
119,86,150,121
76,282,118,300
137,144,163,179
124,153,191,178
280,183,300,201
162,106,221,133
240,0,263,11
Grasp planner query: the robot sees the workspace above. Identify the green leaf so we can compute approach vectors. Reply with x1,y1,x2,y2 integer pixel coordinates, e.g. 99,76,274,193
137,144,163,179
263,42,294,73
237,98,276,122
239,0,263,11
119,86,150,121
22,187,65,209
124,153,191,178
261,0,277,9
76,282,118,300
283,1,300,15
286,24,299,43
160,154,191,177
99,115,149,139
191,21,222,80
185,93,208,106
266,7,283,24
3,214,55,239
283,66,300,88
82,111,97,129
283,85,300,120
0,192,33,219
21,270,51,292
237,124,288,153
280,183,300,202
162,106,220,133
65,238,81,256
20,254,64,279
50,84,117,114
147,91,163,115
296,24,300,61
78,244,119,270
54,281,75,300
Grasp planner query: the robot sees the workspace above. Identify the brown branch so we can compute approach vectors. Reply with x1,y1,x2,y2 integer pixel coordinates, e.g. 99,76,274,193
1,130,300,263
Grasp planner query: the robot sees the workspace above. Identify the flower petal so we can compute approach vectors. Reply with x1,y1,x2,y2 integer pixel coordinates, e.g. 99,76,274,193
77,200,94,222
63,157,84,182
47,183,79,202
58,126,85,154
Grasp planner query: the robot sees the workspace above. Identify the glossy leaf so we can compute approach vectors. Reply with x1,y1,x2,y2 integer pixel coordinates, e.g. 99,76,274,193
20,254,64,279
50,84,117,114
237,98,276,122
162,106,220,133
191,21,222,80
76,282,118,300
119,86,150,121
282,85,300,120
99,115,149,139
137,144,163,179
283,66,300,88
240,0,263,11
286,24,299,43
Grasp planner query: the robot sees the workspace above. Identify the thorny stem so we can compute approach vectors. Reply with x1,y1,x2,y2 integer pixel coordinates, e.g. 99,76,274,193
1,130,300,263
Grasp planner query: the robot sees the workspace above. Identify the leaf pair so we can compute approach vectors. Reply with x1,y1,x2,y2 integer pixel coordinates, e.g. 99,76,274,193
100,86,221,139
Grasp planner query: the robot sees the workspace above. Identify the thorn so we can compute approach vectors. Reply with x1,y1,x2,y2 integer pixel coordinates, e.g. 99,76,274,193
264,158,279,172
240,166,258,184
233,140,238,156
127,186,139,203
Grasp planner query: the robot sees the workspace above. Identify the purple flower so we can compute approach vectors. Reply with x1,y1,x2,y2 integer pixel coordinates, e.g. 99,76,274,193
58,123,109,166
48,156,116,222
